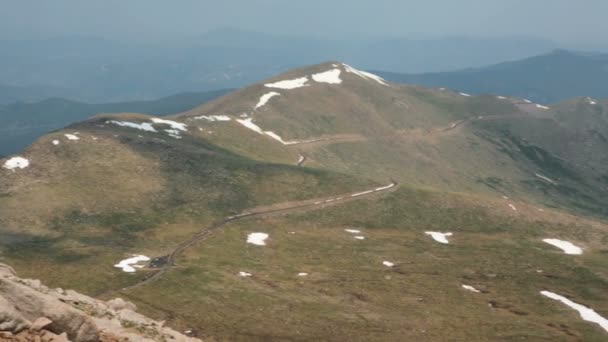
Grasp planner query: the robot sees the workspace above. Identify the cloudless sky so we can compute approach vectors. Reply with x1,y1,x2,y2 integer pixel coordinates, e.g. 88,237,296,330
1,0,605,46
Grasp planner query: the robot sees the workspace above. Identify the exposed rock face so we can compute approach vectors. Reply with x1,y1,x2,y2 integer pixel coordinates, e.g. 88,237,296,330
0,264,200,342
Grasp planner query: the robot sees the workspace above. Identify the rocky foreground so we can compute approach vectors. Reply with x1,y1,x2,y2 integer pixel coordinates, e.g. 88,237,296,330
0,264,199,342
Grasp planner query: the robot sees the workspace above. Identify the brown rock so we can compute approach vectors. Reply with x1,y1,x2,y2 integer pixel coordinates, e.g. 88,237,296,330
31,318,52,332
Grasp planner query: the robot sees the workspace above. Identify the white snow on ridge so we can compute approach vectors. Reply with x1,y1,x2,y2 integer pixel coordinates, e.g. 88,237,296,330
462,285,481,293
151,118,187,131
236,118,316,145
543,239,583,255
265,77,309,90
523,99,532,104
65,134,80,140
541,291,608,333
193,115,232,122
247,232,269,246
497,96,507,100
3,157,30,170
114,255,150,273
535,173,556,185
459,92,472,97
425,232,453,244
343,64,389,86
312,69,343,84
107,121,157,132
536,104,550,110
255,92,281,109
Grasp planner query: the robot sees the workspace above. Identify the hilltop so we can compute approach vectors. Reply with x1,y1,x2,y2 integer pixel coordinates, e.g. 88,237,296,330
1,62,608,341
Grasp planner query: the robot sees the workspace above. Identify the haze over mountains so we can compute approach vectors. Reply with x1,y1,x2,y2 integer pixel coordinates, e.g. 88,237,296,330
2,63,608,340
378,49,608,104
0,30,561,104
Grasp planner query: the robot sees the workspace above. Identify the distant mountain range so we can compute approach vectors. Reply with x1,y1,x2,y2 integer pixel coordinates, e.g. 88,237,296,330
377,50,608,104
0,30,558,103
0,89,230,156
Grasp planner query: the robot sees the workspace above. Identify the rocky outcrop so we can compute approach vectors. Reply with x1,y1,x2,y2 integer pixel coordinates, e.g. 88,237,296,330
0,264,200,342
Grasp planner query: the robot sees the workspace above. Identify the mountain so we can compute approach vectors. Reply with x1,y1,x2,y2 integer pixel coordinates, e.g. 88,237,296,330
2,63,608,341
0,89,231,156
377,49,608,104
0,33,558,103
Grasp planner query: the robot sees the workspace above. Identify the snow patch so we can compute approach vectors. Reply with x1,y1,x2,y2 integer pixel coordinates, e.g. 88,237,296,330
312,69,343,84
65,134,80,141
509,204,518,211
107,121,157,132
265,77,309,90
345,229,361,234
536,104,550,110
343,64,388,86
425,232,453,244
497,96,507,100
247,233,269,246
523,99,532,104
586,97,597,105
193,115,232,122
151,118,187,131
459,92,472,97
462,285,481,293
236,118,313,145
239,271,252,277
3,157,30,170
52,140,60,146
383,261,395,267
298,273,309,277
255,92,281,109
541,291,608,333
114,255,150,273
543,239,583,255
354,236,366,240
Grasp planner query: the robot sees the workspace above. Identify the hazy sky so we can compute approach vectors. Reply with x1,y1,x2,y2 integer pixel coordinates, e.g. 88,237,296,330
1,0,605,45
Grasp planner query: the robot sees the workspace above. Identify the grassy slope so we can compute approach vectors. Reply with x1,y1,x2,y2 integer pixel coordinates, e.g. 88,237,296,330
124,187,608,341
0,114,375,295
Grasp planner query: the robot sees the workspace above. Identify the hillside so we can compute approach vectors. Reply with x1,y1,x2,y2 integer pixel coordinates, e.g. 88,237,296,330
0,89,231,156
377,50,608,104
1,63,608,341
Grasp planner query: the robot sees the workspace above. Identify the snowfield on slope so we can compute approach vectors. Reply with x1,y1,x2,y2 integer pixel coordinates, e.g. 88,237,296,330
193,115,232,122
312,69,343,84
255,92,281,109
265,77,309,89
462,285,481,293
425,232,453,244
114,255,150,273
151,118,187,131
343,64,388,86
543,239,583,255
3,157,30,170
247,233,269,246
108,121,157,132
65,134,80,141
541,291,608,333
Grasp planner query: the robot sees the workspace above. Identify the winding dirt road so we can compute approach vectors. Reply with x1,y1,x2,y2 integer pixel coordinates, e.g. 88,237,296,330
117,181,398,292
